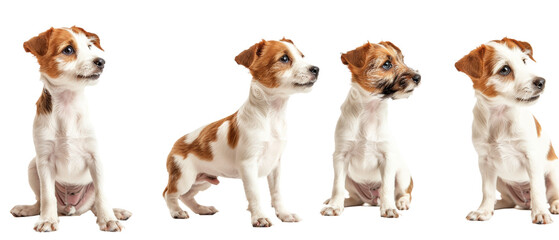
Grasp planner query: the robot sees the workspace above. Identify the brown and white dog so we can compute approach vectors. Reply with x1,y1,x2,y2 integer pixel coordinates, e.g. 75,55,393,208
10,27,131,232
163,38,319,227
321,42,419,218
456,37,559,224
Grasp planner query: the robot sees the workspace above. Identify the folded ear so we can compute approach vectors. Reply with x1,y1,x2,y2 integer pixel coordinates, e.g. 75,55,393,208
502,37,534,61
280,37,293,45
341,42,371,68
71,26,103,51
378,41,403,59
235,40,266,69
455,45,486,79
24,27,54,58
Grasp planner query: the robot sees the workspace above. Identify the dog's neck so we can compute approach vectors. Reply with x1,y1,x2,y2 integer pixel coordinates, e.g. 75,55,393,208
242,81,290,117
41,75,89,118
343,83,389,118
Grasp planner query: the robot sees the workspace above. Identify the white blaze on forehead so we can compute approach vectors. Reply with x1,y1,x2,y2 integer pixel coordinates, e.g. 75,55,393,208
486,41,537,79
280,41,304,61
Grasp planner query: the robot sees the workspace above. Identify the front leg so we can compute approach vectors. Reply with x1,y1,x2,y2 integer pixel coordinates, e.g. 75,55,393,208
321,152,347,216
267,163,300,222
379,152,399,218
87,153,123,232
466,159,497,221
526,155,553,224
34,156,59,232
239,158,272,227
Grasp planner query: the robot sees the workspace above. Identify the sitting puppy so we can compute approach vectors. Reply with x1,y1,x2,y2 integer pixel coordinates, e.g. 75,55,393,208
456,37,559,224
321,41,420,218
163,38,319,227
10,27,131,232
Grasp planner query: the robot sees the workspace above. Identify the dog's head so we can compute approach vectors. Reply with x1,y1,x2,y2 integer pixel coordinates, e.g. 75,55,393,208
235,38,319,95
24,26,105,88
455,37,545,105
341,41,420,100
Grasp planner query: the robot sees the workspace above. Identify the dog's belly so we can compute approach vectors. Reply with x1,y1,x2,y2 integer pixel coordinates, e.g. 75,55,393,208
55,182,95,215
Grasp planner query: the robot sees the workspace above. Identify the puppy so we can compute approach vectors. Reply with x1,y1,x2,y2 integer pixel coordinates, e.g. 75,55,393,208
456,37,559,224
163,38,319,227
10,27,131,232
321,41,419,218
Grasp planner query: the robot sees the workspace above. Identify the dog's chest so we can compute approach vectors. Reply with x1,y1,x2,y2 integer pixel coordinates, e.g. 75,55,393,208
257,119,286,176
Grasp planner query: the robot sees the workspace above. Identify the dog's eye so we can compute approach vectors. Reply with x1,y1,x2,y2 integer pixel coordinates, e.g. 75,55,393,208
88,44,92,49
279,55,290,63
499,65,511,76
382,60,392,70
522,58,527,64
62,45,75,55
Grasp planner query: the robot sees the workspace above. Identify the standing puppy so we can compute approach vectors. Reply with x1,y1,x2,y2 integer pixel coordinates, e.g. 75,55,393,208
10,27,131,232
163,38,319,227
456,38,559,224
321,42,419,218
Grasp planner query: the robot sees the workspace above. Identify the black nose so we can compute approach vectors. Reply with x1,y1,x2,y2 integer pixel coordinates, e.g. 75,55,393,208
94,58,105,69
412,74,421,84
309,66,319,77
533,77,546,90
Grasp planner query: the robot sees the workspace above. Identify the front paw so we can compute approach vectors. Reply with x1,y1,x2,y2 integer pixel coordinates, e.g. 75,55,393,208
252,217,273,227
276,212,300,222
380,208,399,218
113,208,132,221
97,219,124,232
320,205,343,216
466,210,493,221
34,218,59,232
396,196,410,210
170,210,189,219
532,210,553,224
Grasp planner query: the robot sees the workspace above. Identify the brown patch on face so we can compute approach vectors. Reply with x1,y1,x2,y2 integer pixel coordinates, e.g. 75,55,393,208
548,143,558,161
341,41,416,96
533,116,542,137
70,26,103,51
24,28,78,78
36,88,52,115
493,37,534,61
235,39,297,88
455,45,500,98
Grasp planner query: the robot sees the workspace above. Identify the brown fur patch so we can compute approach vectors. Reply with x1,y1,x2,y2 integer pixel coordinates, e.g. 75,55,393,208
407,177,414,200
455,45,499,98
341,41,416,95
493,37,534,61
24,28,78,78
70,26,103,51
164,112,239,195
36,88,52,115
548,143,558,161
533,116,542,137
235,40,297,88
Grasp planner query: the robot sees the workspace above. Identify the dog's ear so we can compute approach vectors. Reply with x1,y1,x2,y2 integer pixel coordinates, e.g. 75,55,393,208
71,26,103,51
455,45,486,79
502,37,534,61
24,28,54,58
341,42,371,68
235,40,266,69
378,41,403,59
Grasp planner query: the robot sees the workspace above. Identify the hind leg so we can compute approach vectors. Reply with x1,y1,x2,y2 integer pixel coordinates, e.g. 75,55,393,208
11,159,41,217
495,178,517,210
164,157,196,219
180,182,218,215
342,177,365,207
395,170,412,211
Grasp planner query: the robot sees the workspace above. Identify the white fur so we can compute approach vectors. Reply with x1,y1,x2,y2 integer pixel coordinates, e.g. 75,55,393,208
321,82,414,217
466,41,559,224
164,41,317,227
11,28,130,232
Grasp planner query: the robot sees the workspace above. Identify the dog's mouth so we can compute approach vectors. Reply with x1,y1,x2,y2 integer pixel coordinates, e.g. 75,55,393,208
516,95,540,103
293,81,315,87
77,72,102,80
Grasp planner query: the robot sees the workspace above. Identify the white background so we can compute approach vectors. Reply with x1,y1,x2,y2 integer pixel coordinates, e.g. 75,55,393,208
1,0,559,239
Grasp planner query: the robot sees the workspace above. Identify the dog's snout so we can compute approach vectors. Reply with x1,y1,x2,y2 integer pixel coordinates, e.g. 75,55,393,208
412,74,421,84
309,66,319,77
533,77,546,90
94,58,105,69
